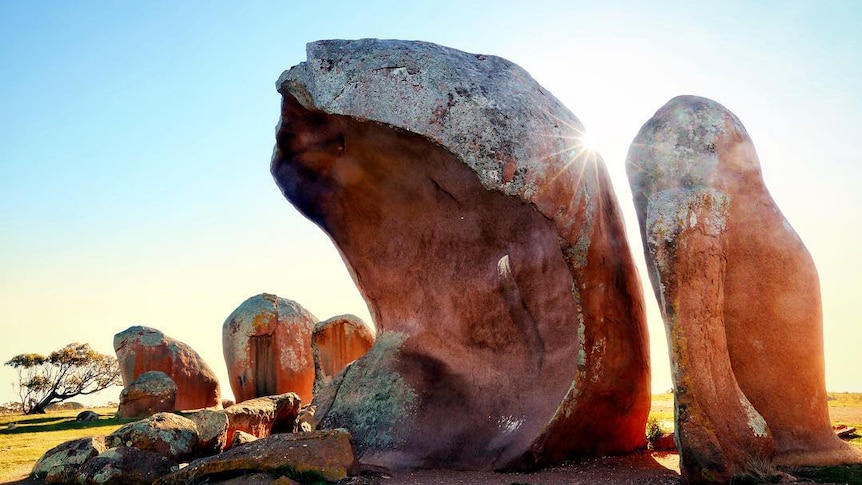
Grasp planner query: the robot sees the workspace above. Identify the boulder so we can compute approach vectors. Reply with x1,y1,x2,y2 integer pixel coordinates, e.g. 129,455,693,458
312,314,375,395
626,95,862,483
230,430,259,448
76,446,177,485
222,392,301,446
185,409,229,456
157,430,358,484
117,370,177,418
222,294,317,403
76,410,100,422
208,473,301,485
271,39,650,470
114,325,221,411
32,436,107,484
106,412,199,462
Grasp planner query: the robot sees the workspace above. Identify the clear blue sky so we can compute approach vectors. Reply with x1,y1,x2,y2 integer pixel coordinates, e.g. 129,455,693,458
2,1,860,405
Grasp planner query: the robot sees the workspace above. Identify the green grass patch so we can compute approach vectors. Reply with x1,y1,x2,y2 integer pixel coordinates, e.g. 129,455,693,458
0,407,127,481
788,464,862,484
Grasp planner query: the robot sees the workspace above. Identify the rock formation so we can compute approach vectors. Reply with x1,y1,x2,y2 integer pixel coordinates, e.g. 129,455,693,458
32,436,107,483
221,392,302,446
271,39,650,470
626,95,861,483
106,412,199,462
114,326,221,411
223,294,318,403
312,314,375,394
117,370,177,418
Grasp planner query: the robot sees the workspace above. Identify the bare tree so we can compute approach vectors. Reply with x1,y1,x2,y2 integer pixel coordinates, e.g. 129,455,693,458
5,343,122,414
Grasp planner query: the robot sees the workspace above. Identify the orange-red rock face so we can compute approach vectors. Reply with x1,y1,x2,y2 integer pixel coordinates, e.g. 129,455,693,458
222,293,317,404
113,326,220,411
312,314,375,394
627,95,860,483
272,39,650,470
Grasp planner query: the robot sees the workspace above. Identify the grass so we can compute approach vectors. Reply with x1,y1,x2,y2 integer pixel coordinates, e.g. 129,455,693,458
0,407,129,481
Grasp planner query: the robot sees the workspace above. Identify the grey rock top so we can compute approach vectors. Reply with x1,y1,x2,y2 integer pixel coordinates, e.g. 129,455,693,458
277,39,589,200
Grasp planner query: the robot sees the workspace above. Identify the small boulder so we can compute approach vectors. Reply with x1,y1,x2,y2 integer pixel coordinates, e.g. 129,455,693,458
222,393,301,446
157,429,358,484
652,432,676,451
185,408,229,456
32,436,107,484
77,446,177,485
222,294,317,404
75,410,100,422
117,370,177,418
230,430,259,448
312,314,375,395
106,412,198,462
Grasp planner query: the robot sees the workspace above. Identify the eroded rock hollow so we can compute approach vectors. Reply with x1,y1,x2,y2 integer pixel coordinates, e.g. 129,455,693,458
626,95,861,483
271,39,650,470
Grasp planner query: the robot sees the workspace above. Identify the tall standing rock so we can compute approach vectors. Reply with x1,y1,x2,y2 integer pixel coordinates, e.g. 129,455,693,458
223,293,318,404
312,314,375,394
626,95,860,483
114,326,220,411
271,39,650,470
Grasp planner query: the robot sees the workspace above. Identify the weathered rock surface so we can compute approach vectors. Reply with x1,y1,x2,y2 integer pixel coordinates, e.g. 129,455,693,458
222,392,302,446
223,294,318,403
75,410,100,422
114,325,220,411
106,412,198,462
77,446,177,485
272,39,650,470
230,430,259,448
117,370,177,418
626,95,861,483
157,430,358,484
185,408,230,456
312,314,375,394
32,436,106,483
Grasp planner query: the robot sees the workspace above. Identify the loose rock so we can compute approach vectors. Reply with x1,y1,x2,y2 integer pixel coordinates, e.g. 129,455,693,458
106,412,198,462
222,392,301,446
117,370,177,418
32,436,106,484
76,446,177,485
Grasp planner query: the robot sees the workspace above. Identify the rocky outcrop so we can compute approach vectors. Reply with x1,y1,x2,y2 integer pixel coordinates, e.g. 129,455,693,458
117,370,177,418
271,39,650,470
106,412,199,462
32,436,106,483
312,314,375,394
75,410,100,422
114,326,221,411
77,446,177,485
222,392,302,446
222,294,317,403
157,430,358,484
626,95,861,483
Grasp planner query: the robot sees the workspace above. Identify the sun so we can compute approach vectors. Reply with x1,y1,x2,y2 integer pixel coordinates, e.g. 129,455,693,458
579,130,601,154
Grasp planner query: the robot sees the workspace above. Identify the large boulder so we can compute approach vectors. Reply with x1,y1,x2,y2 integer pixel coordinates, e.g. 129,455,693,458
626,95,861,483
185,409,230,456
157,430,358,484
32,436,106,484
222,294,317,403
271,39,650,470
117,370,177,418
114,325,220,411
76,446,177,485
106,412,199,462
312,314,375,394
222,392,302,446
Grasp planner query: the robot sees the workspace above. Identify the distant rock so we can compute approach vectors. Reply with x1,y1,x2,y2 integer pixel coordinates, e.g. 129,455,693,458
32,436,106,484
114,325,220,411
223,294,317,403
230,430,259,448
157,430,358,484
312,314,375,395
626,95,862,482
106,412,198,462
222,392,301,446
76,446,177,485
272,38,650,470
76,410,100,422
117,370,177,418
